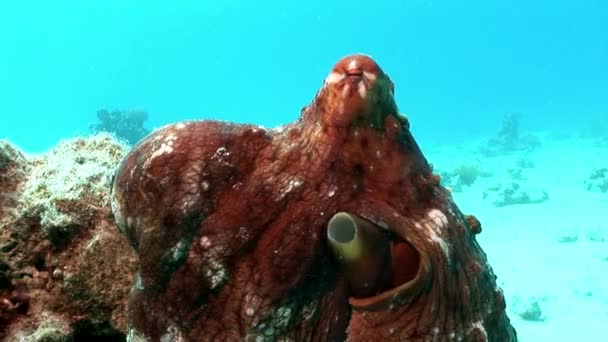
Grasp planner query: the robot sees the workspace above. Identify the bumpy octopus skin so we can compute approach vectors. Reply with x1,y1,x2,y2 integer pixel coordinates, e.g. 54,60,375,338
111,55,517,341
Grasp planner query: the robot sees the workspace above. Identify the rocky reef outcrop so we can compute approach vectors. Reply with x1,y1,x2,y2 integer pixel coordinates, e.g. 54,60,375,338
90,109,150,145
0,134,136,341
584,168,608,193
479,113,541,157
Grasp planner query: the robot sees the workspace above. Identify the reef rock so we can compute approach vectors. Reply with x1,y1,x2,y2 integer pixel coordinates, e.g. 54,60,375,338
483,182,549,207
478,113,540,157
0,134,136,341
584,168,608,193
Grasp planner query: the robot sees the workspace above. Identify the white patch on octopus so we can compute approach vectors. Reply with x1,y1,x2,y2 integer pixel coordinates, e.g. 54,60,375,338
164,133,176,144
126,328,149,342
468,321,488,340
180,197,199,215
427,225,450,259
250,125,267,134
277,177,303,200
416,208,451,259
193,239,229,290
327,185,337,197
203,257,228,290
307,123,325,146
348,58,358,70
324,71,345,85
175,122,186,129
149,142,174,161
363,70,377,82
275,306,292,325
86,233,101,250
200,236,212,248
129,165,136,180
126,217,135,230
301,300,318,322
134,272,144,290
375,219,389,230
427,208,449,228
201,180,210,192
273,125,285,133
160,325,185,342
357,81,367,98
170,239,189,262
243,291,263,318
236,226,249,241
212,146,230,160
282,139,299,152
178,171,203,214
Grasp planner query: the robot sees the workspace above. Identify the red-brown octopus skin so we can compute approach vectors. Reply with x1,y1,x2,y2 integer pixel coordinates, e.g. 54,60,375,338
110,54,517,341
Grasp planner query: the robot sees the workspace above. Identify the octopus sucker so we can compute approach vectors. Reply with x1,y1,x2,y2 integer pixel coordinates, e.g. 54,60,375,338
111,54,517,341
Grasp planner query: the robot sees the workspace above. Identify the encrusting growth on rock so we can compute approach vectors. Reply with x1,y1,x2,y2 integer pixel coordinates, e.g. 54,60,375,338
0,134,136,341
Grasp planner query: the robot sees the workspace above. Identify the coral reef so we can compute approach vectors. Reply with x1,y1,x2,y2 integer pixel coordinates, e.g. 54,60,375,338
507,167,527,181
557,227,579,243
18,134,127,245
483,182,549,207
584,167,608,193
438,160,484,192
0,134,136,340
556,226,607,244
506,156,535,181
510,295,546,322
0,141,28,228
479,113,541,157
515,155,535,169
90,109,150,145
586,228,606,242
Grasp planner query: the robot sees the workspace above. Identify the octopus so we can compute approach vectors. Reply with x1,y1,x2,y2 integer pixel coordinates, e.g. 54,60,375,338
110,54,517,341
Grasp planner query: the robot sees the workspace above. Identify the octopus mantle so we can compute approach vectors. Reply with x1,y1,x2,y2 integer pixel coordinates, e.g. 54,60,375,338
111,55,517,341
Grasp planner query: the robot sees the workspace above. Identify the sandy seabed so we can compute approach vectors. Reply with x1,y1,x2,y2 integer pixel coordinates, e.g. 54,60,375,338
426,134,608,341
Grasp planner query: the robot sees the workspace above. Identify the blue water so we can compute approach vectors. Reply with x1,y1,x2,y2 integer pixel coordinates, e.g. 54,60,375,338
1,0,606,152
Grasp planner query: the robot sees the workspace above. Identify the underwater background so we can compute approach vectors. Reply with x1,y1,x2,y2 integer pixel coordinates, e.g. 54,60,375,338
1,0,607,341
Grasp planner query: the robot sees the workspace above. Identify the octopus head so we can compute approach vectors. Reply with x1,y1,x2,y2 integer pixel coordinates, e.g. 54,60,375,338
312,54,398,130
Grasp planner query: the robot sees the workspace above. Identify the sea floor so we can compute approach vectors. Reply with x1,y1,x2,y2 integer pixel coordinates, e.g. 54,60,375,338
426,134,608,341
